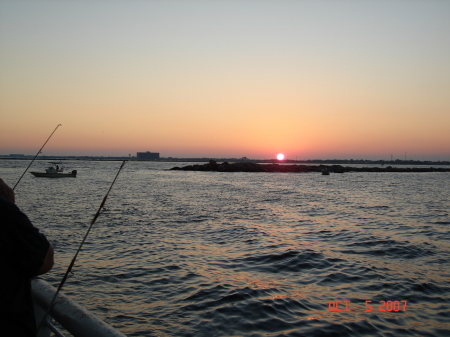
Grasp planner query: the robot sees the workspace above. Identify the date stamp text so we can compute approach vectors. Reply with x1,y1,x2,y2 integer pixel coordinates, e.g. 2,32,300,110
328,300,407,312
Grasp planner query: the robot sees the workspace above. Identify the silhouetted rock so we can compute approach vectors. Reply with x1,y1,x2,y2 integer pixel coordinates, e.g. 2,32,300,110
170,162,450,173
209,160,218,170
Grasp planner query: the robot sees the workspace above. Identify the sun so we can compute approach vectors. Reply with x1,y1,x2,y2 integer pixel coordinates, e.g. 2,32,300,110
277,153,285,160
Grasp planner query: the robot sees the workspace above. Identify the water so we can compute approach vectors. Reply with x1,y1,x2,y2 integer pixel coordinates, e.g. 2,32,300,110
1,160,449,336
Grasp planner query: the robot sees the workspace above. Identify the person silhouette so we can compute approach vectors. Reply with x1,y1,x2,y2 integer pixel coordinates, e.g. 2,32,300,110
0,178,54,336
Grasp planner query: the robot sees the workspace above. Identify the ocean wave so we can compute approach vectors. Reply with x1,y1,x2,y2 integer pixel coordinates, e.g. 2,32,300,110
340,239,437,260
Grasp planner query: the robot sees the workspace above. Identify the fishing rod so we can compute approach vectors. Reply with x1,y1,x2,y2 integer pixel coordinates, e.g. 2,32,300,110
13,124,62,190
37,160,128,333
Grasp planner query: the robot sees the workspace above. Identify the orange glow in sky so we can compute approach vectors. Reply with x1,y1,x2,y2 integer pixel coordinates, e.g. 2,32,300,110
1,1,449,160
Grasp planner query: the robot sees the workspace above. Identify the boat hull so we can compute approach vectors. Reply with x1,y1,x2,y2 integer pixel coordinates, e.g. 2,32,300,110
30,170,77,178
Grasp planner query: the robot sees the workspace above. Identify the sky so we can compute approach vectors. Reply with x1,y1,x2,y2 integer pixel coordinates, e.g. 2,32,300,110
1,0,449,160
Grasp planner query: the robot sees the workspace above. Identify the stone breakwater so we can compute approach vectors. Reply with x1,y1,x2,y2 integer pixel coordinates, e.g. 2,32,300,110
170,160,450,173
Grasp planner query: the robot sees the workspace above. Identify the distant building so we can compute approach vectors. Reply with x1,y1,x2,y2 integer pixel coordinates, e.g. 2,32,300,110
137,151,160,160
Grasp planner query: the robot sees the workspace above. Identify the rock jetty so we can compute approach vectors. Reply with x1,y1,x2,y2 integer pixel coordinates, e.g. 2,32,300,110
170,160,450,173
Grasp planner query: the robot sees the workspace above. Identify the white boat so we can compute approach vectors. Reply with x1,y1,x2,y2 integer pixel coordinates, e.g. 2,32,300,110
30,163,77,178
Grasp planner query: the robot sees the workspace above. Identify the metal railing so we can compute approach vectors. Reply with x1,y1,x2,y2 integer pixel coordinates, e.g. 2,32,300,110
31,278,127,337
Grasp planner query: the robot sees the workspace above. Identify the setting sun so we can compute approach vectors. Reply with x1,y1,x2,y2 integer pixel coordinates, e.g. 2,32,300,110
277,153,285,160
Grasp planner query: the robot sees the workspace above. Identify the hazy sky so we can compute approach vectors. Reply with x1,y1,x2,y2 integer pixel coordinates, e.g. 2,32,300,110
1,0,449,160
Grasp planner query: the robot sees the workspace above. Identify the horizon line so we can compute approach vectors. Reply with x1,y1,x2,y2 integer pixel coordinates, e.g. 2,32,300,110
1,154,449,164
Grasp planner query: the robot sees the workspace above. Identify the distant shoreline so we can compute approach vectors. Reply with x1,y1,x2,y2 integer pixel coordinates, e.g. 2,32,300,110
1,156,449,166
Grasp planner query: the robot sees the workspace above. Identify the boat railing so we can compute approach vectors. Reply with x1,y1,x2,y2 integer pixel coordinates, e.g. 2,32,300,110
32,278,126,337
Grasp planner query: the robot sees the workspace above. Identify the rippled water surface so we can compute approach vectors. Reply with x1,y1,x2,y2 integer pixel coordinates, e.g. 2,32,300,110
1,160,450,336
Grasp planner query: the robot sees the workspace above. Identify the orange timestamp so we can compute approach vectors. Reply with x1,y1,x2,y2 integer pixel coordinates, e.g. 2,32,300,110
328,300,407,312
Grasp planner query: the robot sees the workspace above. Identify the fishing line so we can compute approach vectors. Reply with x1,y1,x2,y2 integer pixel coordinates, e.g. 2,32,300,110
13,124,62,190
37,160,128,333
